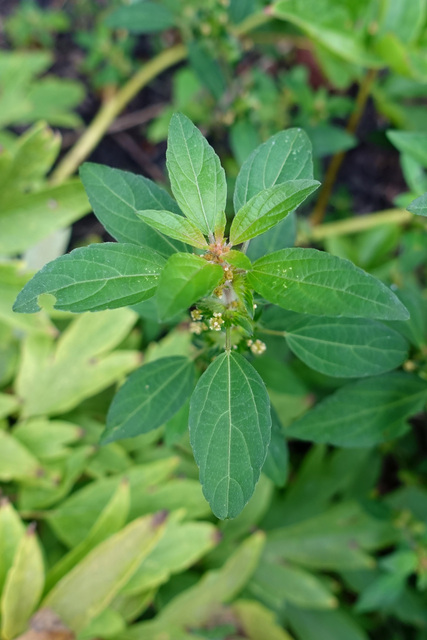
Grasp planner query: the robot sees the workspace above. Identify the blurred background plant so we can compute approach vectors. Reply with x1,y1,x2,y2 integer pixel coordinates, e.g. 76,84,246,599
1,0,427,638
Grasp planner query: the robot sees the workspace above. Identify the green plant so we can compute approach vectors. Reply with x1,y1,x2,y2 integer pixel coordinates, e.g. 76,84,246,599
4,0,69,49
14,114,422,521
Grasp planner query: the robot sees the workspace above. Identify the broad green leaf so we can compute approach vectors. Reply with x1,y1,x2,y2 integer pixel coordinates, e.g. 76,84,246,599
13,418,81,461
387,131,427,167
286,605,369,640
264,502,392,571
379,0,426,44
166,113,227,237
232,600,294,640
251,560,337,610
0,262,54,335
189,351,271,519
0,51,83,128
157,253,223,322
408,192,427,216
80,609,126,640
103,356,195,444
79,163,187,257
0,431,43,481
188,41,226,100
1,525,45,640
355,573,406,613
230,180,319,245
262,407,289,488
122,520,218,594
247,248,410,321
0,122,60,198
0,180,90,256
129,478,210,521
0,393,19,419
224,250,252,271
0,500,25,595
45,479,130,591
272,0,381,67
46,459,178,548
136,209,208,249
247,214,296,262
287,373,427,447
234,128,314,212
229,0,256,24
43,514,167,633
16,309,140,417
105,1,175,33
137,532,265,633
18,446,93,512
14,243,165,314
283,316,408,377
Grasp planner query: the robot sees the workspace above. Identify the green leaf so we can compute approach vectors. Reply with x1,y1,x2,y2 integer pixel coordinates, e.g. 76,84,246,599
79,163,187,257
0,431,43,482
13,243,165,313
247,248,410,321
189,351,271,519
0,393,19,419
283,316,408,377
157,253,223,322
0,179,90,256
16,309,140,418
272,0,380,67
46,459,177,548
122,520,218,595
247,214,297,262
229,0,256,24
43,514,167,633
0,500,25,596
230,180,319,245
13,418,81,460
262,407,289,488
264,502,390,571
1,525,45,640
45,479,130,591
408,192,427,216
103,356,195,444
166,113,227,237
387,131,427,167
379,0,426,44
287,372,427,447
251,560,337,610
234,128,314,212
137,532,265,633
188,41,227,100
232,600,294,640
286,605,369,640
105,1,175,33
136,209,208,249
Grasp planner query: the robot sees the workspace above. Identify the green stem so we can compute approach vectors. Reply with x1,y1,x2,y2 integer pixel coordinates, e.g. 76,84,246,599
258,328,286,337
300,208,414,243
50,44,187,185
233,10,272,36
225,325,232,352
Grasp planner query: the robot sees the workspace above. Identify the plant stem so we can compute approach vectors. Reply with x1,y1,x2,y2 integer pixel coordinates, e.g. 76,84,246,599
233,10,272,36
50,44,187,185
310,68,378,226
259,328,286,337
299,208,414,243
225,325,232,352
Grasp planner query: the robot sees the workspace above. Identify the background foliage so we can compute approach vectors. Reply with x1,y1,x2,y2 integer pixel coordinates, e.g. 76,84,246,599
1,0,427,639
